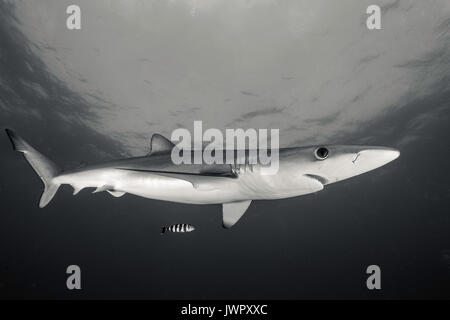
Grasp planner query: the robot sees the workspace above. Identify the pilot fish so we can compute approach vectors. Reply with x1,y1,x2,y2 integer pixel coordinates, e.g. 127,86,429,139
161,224,196,234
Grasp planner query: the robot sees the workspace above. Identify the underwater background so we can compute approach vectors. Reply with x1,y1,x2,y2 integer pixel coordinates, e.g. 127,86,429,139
0,0,449,299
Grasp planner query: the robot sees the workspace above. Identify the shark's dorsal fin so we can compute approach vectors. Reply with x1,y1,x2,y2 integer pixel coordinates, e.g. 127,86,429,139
222,200,252,228
149,134,175,155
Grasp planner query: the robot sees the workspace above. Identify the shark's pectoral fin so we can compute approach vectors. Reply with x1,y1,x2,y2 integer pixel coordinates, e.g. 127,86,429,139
107,190,126,197
222,200,252,228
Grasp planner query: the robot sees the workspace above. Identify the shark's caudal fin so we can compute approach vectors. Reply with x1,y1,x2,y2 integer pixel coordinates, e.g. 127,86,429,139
5,129,61,208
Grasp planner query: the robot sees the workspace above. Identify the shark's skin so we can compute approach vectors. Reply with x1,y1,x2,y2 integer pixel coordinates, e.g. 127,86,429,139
54,146,399,204
5,129,400,227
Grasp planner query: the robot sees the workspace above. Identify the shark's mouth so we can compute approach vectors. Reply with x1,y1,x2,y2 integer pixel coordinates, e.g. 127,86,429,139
304,174,329,185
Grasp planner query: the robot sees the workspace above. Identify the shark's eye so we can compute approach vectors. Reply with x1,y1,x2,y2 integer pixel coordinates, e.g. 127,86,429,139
314,147,329,160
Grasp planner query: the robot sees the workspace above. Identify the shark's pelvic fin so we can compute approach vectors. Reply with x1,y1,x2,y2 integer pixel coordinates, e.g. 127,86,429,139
148,133,175,155
222,200,252,228
93,184,113,193
5,129,61,208
107,190,125,197
92,185,124,197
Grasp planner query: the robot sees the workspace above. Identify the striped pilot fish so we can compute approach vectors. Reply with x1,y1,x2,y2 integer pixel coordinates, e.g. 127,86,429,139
161,224,196,234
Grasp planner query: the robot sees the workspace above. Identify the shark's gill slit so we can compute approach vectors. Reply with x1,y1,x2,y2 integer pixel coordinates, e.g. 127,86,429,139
352,153,361,164
304,174,328,185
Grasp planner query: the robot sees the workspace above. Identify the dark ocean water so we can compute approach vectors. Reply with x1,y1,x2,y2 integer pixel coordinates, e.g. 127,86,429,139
1,1,449,299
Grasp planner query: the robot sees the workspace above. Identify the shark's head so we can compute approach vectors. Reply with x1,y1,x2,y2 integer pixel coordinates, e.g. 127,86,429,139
290,145,400,185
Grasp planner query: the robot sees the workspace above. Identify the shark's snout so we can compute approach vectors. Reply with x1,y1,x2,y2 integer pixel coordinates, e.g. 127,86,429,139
314,146,400,185
353,147,400,169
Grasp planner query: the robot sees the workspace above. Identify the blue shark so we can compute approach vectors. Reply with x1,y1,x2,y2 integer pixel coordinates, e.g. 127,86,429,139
5,129,399,228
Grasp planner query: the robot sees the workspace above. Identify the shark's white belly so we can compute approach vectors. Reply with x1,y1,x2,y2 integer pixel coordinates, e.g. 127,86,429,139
114,170,302,204
116,171,240,204
56,166,322,205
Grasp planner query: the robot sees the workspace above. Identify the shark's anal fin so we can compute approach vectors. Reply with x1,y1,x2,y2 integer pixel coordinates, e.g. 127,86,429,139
107,190,125,197
222,200,252,228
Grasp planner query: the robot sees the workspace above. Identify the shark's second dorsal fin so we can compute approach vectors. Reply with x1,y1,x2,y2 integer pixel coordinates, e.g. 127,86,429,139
149,133,175,155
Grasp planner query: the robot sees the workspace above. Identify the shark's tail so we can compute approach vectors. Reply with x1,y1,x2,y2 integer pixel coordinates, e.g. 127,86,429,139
5,129,61,208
